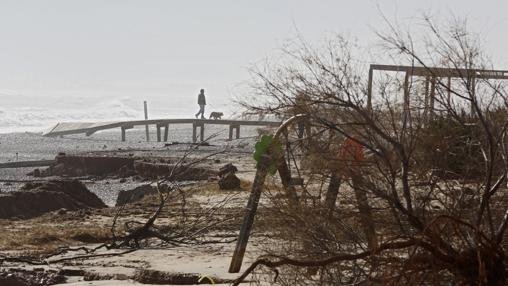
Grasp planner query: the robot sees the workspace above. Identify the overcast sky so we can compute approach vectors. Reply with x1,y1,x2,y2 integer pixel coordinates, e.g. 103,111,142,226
1,0,507,107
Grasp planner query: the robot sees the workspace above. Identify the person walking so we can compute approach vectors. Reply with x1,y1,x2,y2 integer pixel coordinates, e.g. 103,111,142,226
195,89,206,119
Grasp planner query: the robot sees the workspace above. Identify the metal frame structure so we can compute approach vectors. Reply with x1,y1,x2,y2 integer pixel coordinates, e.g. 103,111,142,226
367,64,508,117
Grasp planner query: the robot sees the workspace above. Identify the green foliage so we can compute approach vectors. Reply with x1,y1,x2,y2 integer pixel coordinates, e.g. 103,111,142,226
253,134,282,175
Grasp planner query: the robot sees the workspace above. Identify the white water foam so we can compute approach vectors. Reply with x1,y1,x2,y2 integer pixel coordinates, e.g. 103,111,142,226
0,100,143,133
0,90,242,134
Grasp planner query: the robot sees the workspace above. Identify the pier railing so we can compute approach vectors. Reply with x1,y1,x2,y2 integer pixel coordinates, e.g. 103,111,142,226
43,119,281,142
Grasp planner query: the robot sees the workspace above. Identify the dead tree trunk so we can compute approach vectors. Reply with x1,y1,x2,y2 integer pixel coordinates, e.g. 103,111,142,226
324,172,341,218
351,174,378,250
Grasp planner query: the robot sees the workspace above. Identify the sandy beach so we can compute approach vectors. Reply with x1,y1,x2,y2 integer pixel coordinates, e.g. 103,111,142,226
0,123,277,285
0,125,262,200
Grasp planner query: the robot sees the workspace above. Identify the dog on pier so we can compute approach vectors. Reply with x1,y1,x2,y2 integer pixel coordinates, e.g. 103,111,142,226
209,112,224,120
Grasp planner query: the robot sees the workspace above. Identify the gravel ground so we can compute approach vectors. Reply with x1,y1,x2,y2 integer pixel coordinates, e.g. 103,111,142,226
0,126,263,205
0,124,262,162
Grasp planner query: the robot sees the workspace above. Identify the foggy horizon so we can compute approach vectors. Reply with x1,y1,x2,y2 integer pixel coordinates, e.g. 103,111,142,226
1,0,508,132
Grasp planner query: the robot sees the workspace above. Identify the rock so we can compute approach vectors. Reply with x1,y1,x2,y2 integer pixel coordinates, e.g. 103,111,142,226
116,185,158,206
0,180,106,219
217,163,241,190
214,159,221,163
218,172,241,190
218,163,238,177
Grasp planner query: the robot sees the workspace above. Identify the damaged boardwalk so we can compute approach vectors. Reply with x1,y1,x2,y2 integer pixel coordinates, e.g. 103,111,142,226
43,118,280,142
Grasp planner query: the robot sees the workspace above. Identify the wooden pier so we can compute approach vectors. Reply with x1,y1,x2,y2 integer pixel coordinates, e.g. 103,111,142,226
42,119,280,142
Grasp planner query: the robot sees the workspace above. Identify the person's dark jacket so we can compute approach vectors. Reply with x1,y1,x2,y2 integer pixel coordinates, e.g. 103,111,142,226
198,93,206,105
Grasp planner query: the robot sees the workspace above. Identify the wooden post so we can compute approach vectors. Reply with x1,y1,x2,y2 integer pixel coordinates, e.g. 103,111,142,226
235,125,240,139
229,166,268,273
447,76,451,107
121,126,126,142
121,125,133,142
424,76,430,119
277,156,299,206
429,77,436,121
156,124,162,142
144,101,150,142
367,66,373,112
229,125,234,141
192,122,205,142
324,173,341,218
470,77,476,116
403,72,410,122
229,115,306,273
200,123,205,142
352,175,378,250
192,123,197,143
422,76,429,122
278,128,299,205
163,125,169,142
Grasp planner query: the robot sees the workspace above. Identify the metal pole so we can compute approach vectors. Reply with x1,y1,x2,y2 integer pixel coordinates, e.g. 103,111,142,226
144,101,149,142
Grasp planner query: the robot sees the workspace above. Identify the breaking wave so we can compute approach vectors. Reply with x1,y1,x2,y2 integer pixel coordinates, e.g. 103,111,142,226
0,100,141,133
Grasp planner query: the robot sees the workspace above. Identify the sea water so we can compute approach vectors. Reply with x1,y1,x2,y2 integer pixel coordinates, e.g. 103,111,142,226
0,91,239,134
